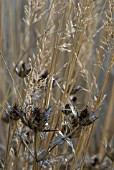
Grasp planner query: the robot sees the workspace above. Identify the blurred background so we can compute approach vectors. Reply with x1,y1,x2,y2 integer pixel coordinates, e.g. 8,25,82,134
0,0,114,164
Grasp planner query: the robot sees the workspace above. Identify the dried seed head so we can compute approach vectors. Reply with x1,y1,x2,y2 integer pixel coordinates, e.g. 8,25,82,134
78,106,98,126
62,103,71,115
71,96,77,103
85,155,101,169
91,155,100,166
79,106,90,120
14,62,31,78
27,106,52,132
8,103,24,121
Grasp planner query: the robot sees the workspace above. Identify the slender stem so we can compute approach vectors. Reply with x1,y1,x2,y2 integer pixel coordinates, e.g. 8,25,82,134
33,132,37,170
3,124,11,170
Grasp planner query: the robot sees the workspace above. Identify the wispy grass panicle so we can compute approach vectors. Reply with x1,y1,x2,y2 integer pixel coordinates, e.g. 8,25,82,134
0,0,114,169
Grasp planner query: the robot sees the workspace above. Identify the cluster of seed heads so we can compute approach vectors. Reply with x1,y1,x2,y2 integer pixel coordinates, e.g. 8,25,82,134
1,61,110,170
4,103,52,133
62,105,98,139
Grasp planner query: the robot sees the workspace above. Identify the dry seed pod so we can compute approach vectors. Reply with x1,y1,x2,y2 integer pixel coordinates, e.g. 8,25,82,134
91,155,100,167
85,155,101,169
14,62,31,78
8,103,24,121
78,106,98,126
62,103,71,115
27,106,52,132
71,96,77,103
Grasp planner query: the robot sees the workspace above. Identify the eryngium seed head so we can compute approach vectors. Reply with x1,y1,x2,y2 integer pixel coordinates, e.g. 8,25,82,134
8,103,24,121
78,106,98,126
28,106,52,132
